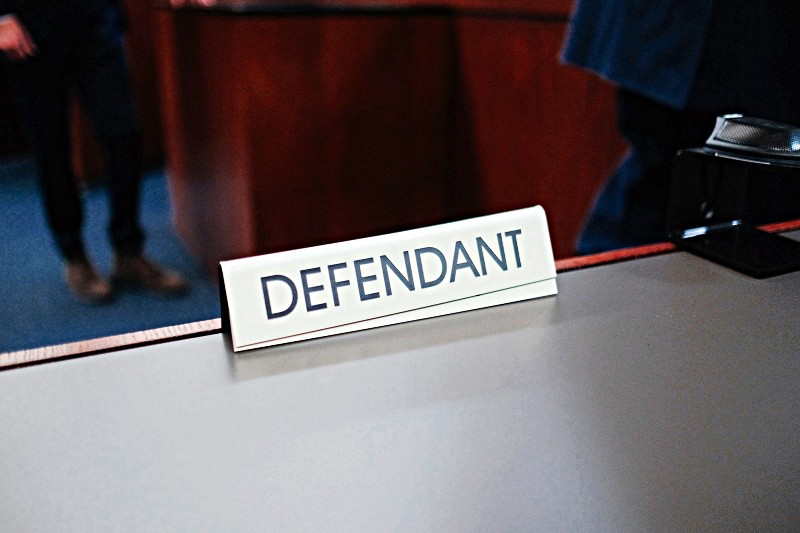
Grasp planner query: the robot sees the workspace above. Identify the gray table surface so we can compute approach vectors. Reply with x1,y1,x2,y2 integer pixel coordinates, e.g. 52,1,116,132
1,247,798,532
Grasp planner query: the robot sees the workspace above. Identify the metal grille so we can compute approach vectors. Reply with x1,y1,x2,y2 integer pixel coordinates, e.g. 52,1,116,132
712,117,800,154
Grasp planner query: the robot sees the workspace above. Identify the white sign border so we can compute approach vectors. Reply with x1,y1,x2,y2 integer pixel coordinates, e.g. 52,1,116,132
220,206,557,351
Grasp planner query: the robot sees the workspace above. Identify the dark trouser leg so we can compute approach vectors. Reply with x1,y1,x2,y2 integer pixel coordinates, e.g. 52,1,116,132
577,90,716,254
103,132,144,256
7,59,87,262
74,5,144,257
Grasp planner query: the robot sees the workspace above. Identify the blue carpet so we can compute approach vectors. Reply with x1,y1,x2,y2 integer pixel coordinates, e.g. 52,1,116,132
0,157,220,353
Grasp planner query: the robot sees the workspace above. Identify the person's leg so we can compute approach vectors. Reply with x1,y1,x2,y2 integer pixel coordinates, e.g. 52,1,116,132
7,47,113,303
75,5,186,296
73,5,144,256
8,55,86,262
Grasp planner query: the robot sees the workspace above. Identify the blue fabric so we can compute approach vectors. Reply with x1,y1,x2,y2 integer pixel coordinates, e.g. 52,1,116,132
565,0,800,254
576,90,716,254
686,1,800,125
562,0,714,109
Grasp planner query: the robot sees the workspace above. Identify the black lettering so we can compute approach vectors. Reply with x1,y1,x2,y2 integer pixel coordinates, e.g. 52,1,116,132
415,246,447,289
300,267,327,312
327,262,350,307
380,252,415,296
449,240,480,282
505,229,523,268
477,233,507,275
354,258,380,301
262,275,298,319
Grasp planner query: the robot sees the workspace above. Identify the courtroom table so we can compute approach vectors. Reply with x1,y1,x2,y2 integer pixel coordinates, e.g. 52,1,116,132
2,227,798,531
154,0,624,275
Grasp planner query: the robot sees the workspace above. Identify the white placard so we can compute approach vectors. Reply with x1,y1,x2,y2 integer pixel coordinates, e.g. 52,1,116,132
220,206,557,351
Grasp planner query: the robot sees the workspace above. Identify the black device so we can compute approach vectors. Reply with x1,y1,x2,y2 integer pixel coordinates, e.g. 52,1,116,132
668,114,800,278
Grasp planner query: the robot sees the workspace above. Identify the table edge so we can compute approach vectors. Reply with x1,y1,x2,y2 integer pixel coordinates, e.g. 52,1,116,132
3,219,799,371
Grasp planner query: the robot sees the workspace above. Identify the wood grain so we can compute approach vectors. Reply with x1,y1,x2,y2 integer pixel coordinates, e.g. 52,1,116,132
157,4,625,275
0,319,221,371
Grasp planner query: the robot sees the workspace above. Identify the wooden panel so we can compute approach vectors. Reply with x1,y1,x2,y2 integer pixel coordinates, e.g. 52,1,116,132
244,16,475,252
457,18,625,257
154,10,257,268
166,0,575,16
156,5,626,275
